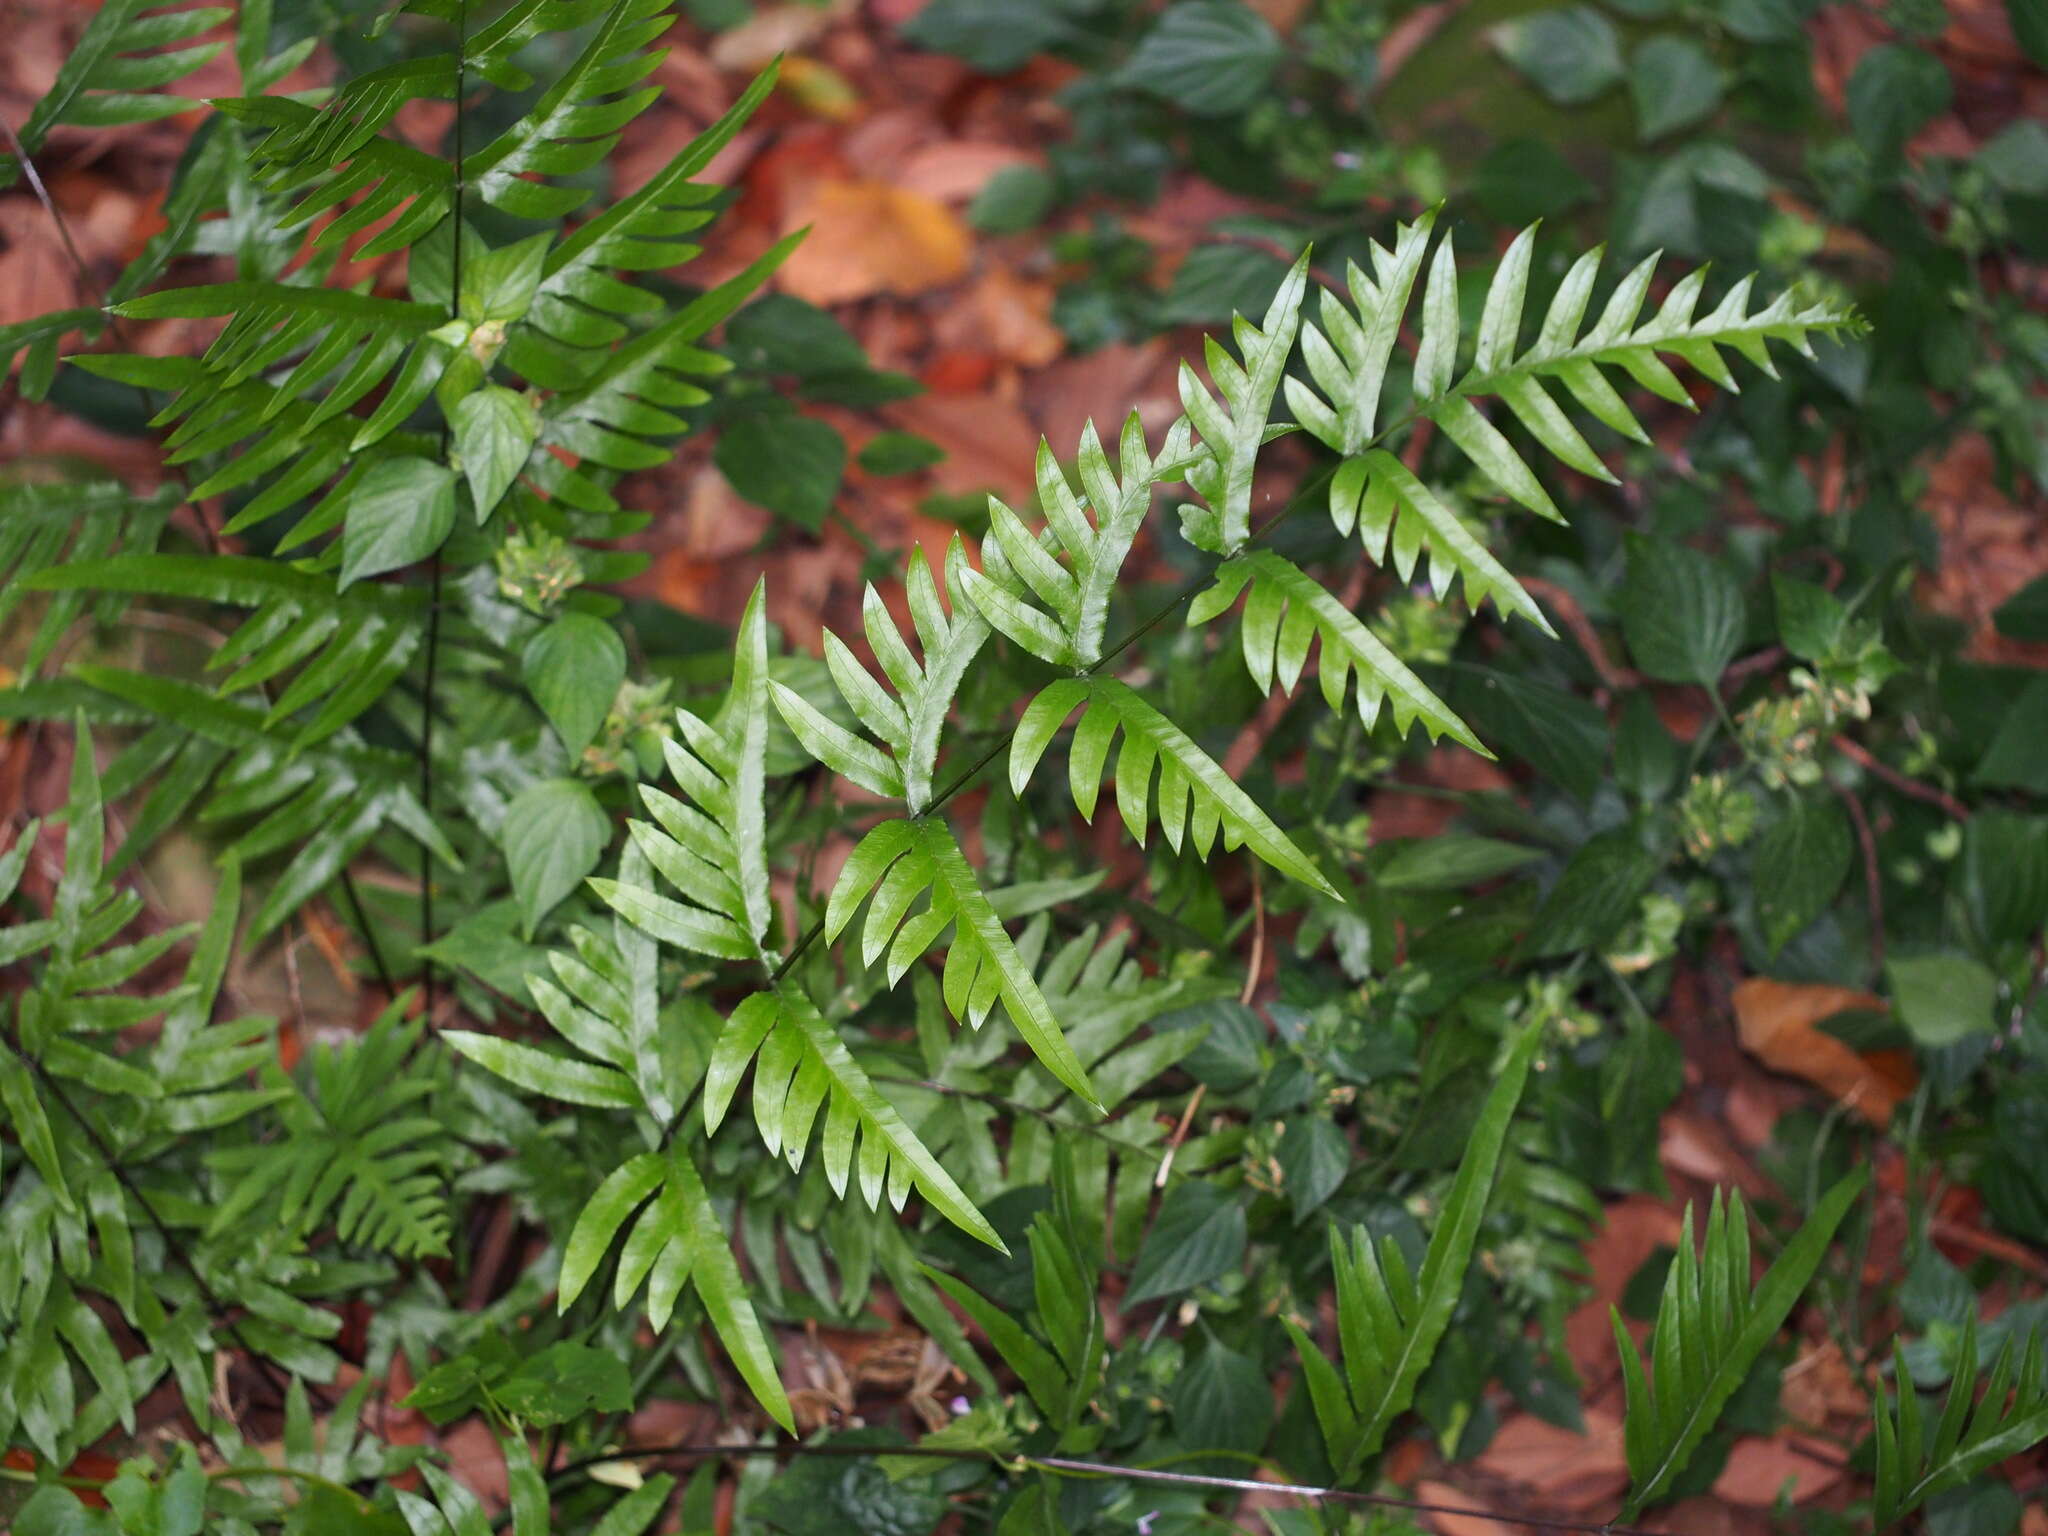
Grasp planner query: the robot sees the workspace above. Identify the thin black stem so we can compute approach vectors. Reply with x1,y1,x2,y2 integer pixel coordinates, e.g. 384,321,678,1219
420,2,469,1014
339,870,396,994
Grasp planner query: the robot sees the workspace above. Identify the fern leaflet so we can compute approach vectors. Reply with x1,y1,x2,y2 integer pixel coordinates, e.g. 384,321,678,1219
826,817,1101,1108
701,984,1000,1249
1010,676,1337,898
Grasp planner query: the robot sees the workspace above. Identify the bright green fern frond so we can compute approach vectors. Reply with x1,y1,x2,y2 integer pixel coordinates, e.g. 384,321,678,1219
518,840,677,1122
1287,1020,1540,1477
1294,217,1859,531
699,984,1000,1249
1,309,104,400
1009,676,1337,898
955,412,1197,670
1284,210,1436,456
553,1141,794,1431
1613,1170,1866,1518
1,1,230,192
1872,1319,2048,1529
825,817,1100,1109
1176,251,1311,554
772,535,987,812
591,579,775,963
1188,550,1484,751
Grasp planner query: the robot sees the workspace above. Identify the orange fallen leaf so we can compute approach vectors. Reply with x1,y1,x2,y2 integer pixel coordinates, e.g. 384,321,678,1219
1474,1409,1630,1512
778,179,970,305
1732,977,1914,1127
968,266,1063,367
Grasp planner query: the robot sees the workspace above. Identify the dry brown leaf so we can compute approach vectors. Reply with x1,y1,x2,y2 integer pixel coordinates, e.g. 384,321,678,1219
1733,977,1913,1126
895,141,1040,202
1711,1436,1847,1506
1780,1339,1869,1427
1416,1481,1516,1536
777,179,970,304
707,1,846,70
967,266,1063,367
1473,1409,1629,1512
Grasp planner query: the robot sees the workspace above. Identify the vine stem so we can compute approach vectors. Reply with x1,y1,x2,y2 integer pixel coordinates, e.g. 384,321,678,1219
537,1439,1670,1536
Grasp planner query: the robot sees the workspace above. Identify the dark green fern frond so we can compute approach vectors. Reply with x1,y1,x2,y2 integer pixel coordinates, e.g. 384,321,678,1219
34,558,430,748
1288,1021,1541,1478
1612,1172,1866,1518
207,1002,453,1259
1872,1319,2048,1529
0,480,178,677
1,1,230,193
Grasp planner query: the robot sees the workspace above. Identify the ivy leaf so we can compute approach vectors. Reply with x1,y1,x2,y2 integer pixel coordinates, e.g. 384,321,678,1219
1751,795,1851,956
1846,44,1952,165
1279,1115,1350,1222
522,613,625,760
1887,954,1998,1048
1630,36,1722,141
1528,826,1660,957
339,457,457,589
715,411,846,531
1494,7,1624,104
504,778,610,938
1124,1181,1246,1307
453,384,538,519
1173,1337,1274,1457
1620,533,1744,685
1120,0,1283,116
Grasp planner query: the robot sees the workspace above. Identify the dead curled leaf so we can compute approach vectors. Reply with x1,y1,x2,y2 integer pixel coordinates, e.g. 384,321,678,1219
1732,978,1916,1127
777,179,971,305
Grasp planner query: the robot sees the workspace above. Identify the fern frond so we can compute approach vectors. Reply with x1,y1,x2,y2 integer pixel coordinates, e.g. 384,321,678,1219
700,984,1000,1249
35,558,428,748
532,235,797,493
1176,252,1312,554
0,481,177,676
591,579,775,963
1872,1320,2048,1529
771,536,988,812
1287,1020,1541,1477
1,1,229,192
1009,676,1337,898
825,817,1100,1108
1612,1171,1866,1518
1189,550,1484,751
1,309,104,400
463,0,671,222
58,666,460,939
554,1141,794,1431
527,65,776,351
1293,217,1859,530
218,92,453,258
207,1002,452,1259
953,412,1196,670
